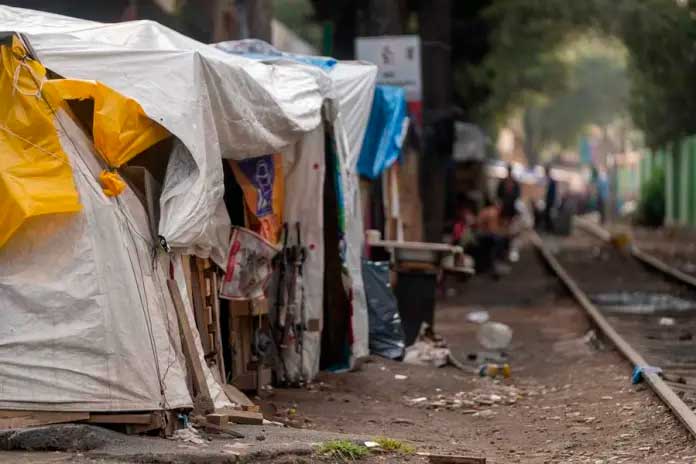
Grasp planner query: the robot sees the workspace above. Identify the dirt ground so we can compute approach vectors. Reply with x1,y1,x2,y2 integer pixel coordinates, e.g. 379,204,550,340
258,243,696,463
5,237,696,463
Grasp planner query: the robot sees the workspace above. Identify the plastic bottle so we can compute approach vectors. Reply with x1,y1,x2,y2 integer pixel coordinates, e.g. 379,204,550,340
478,363,512,378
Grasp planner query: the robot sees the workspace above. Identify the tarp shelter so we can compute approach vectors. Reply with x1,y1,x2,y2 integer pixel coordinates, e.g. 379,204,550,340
358,85,408,180
216,40,378,381
0,7,337,413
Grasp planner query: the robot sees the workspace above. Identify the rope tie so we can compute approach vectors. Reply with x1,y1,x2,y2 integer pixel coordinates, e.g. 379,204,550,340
12,58,44,97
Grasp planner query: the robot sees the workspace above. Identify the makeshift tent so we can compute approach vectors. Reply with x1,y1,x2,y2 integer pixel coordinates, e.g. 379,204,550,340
216,40,377,381
0,6,327,266
0,7,336,415
0,6,379,420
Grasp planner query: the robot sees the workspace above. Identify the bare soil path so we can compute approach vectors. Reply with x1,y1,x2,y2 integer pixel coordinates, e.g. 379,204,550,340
259,242,696,463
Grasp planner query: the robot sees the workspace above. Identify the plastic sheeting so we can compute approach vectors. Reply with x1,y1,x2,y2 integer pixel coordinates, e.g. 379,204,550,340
215,42,377,377
0,108,196,411
280,126,325,381
362,260,405,360
357,85,408,180
46,79,170,168
0,37,81,248
0,6,328,264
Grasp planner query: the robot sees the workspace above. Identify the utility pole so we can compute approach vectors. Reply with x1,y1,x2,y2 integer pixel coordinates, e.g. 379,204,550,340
419,0,453,242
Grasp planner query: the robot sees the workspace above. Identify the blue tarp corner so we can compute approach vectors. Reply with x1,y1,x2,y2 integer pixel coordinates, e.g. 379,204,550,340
357,85,408,180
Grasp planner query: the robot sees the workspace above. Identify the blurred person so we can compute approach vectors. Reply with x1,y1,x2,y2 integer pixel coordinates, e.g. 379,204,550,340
451,195,477,248
543,164,557,232
496,163,521,225
452,194,508,277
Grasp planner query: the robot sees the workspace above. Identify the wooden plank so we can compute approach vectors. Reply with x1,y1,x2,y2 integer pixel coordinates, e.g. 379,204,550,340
190,260,212,354
222,384,254,407
205,413,228,426
532,231,696,440
0,411,89,430
226,409,263,425
367,238,462,253
167,279,215,414
88,413,154,425
210,273,227,382
418,453,485,464
229,297,269,317
204,422,245,438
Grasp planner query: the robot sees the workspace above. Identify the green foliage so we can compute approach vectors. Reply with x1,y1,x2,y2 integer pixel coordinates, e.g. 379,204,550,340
374,437,416,454
273,0,323,50
637,165,665,227
478,0,696,150
521,38,629,160
317,440,370,462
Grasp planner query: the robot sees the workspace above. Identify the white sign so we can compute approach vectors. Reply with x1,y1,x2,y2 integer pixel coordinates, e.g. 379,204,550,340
355,35,422,102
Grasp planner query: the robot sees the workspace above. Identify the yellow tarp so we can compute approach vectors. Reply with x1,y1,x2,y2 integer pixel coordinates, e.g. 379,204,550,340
45,79,170,168
0,37,81,248
1,35,171,248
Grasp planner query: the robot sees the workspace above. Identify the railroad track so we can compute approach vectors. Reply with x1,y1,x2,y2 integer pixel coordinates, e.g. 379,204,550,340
532,223,696,438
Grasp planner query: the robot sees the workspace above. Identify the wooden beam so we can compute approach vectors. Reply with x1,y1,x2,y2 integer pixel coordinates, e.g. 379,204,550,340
418,453,485,464
210,273,227,382
222,384,254,407
367,237,462,253
87,413,155,425
215,409,264,425
167,279,215,414
0,411,89,430
190,260,212,354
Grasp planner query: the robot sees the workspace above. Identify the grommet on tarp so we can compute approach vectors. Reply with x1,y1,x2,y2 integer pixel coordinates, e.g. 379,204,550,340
632,365,663,384
98,169,126,197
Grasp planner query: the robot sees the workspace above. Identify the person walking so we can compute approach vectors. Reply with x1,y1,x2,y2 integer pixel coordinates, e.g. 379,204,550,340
543,165,557,232
496,163,520,226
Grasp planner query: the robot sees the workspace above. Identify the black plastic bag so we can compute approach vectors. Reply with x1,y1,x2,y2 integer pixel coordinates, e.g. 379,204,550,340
362,260,405,360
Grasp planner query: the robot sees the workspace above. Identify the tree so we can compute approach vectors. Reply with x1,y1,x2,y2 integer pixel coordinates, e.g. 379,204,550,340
479,0,696,149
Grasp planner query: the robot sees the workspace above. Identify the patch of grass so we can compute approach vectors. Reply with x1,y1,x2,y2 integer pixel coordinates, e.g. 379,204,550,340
374,437,416,454
317,440,370,461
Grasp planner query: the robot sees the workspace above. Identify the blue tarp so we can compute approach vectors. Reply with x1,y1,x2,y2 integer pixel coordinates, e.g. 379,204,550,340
357,85,408,180
215,39,337,70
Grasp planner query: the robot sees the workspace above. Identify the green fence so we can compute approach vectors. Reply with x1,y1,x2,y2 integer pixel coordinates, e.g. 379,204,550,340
654,136,696,226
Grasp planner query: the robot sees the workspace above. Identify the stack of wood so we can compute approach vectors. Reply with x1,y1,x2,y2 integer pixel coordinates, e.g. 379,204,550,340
180,256,267,421
183,256,272,393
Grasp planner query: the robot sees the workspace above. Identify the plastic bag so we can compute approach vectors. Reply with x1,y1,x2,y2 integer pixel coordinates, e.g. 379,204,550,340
362,260,405,360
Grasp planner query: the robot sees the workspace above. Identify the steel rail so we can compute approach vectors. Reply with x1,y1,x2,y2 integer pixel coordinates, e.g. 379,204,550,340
531,230,696,439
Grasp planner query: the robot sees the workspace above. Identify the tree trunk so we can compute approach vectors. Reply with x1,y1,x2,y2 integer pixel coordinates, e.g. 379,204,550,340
419,0,453,242
245,0,272,42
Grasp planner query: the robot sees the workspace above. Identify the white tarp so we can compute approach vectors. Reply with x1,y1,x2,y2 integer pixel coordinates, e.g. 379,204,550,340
281,126,326,381
0,110,199,411
274,61,377,378
330,62,378,360
0,6,326,264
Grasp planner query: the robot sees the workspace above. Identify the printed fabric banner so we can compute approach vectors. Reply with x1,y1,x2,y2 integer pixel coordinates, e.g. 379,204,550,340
220,227,280,300
229,154,284,244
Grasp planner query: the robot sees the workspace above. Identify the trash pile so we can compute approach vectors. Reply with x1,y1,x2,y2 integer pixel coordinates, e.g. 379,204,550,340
404,378,523,414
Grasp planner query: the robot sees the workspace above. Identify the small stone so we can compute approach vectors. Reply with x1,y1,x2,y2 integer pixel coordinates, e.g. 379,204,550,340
255,435,266,441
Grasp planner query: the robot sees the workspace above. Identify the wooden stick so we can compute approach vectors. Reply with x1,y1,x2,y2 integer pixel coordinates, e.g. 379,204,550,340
167,279,215,414
210,272,226,382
